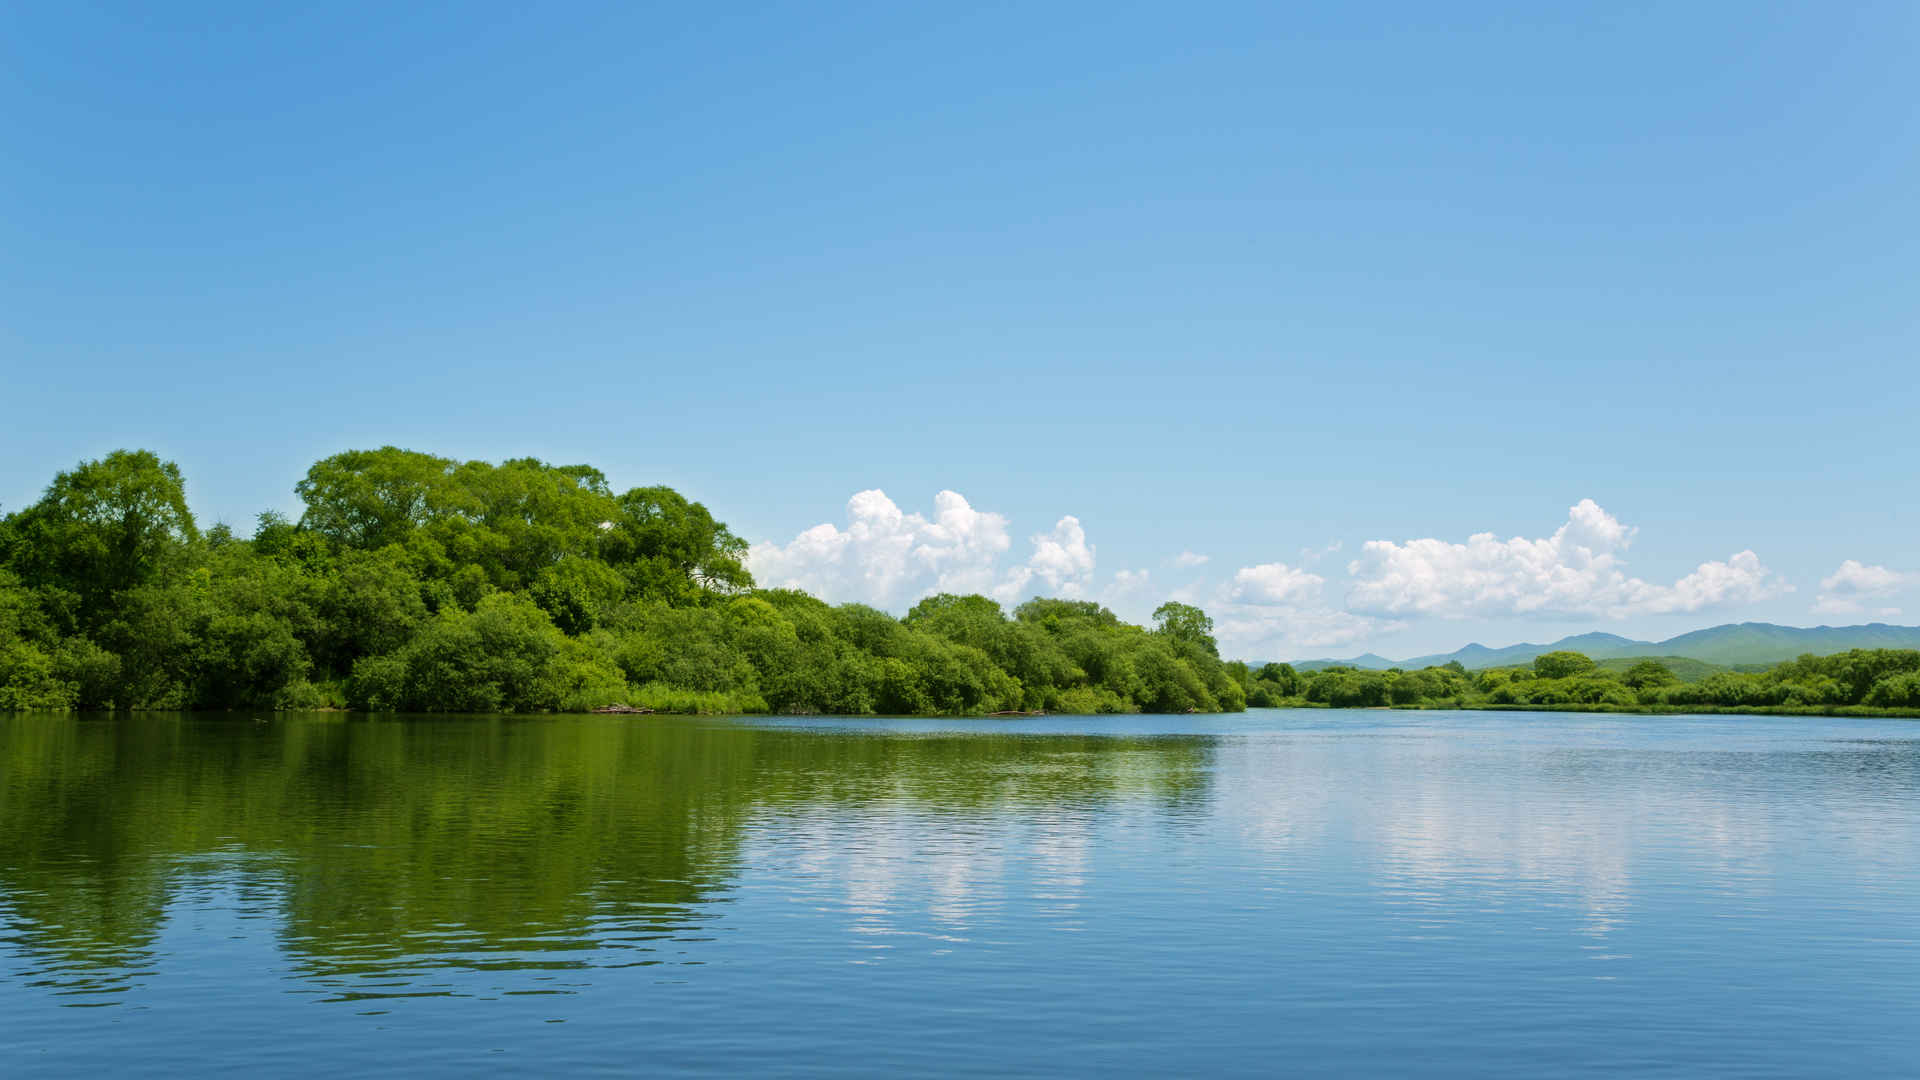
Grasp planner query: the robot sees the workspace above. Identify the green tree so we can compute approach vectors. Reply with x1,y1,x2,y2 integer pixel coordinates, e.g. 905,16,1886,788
295,447,454,550
6,450,199,627
1620,659,1677,689
314,547,428,674
1533,650,1596,680
1151,601,1219,658
602,486,752,602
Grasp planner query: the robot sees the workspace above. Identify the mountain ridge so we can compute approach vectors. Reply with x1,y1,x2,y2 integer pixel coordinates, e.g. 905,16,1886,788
1283,622,1920,671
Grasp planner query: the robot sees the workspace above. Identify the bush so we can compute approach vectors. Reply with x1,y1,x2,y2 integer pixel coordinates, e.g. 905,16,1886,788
626,681,768,715
346,654,409,711
1048,686,1131,714
52,637,121,709
0,639,71,709
1865,671,1920,708
275,678,345,710
1534,651,1596,679
191,611,311,709
1621,660,1676,689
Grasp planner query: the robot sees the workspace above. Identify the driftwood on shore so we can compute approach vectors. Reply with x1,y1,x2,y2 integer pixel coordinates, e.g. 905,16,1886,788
591,704,656,715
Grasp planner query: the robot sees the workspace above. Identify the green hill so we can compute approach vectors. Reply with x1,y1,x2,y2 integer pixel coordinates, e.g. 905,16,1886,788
1285,622,1920,671
1652,622,1920,664
1590,656,1728,683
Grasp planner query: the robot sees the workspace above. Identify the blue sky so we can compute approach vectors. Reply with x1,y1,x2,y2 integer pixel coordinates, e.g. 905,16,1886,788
5,2,1917,659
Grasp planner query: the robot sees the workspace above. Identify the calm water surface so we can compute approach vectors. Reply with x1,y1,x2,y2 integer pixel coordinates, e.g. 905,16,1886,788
2,710,1916,1076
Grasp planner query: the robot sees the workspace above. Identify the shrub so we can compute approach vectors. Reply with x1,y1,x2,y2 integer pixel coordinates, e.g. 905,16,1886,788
1533,651,1596,679
1865,671,1920,708
0,639,71,709
52,637,121,709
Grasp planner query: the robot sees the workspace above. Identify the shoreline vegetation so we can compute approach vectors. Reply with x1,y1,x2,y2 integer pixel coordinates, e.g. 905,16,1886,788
3,449,1918,720
0,449,1245,716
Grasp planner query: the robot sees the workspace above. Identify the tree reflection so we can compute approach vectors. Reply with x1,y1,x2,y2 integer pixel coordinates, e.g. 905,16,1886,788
0,715,1214,997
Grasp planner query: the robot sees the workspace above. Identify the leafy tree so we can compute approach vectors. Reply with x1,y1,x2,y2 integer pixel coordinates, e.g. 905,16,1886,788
1865,671,1920,707
1254,662,1301,697
1533,651,1596,680
602,486,752,602
0,639,68,709
315,547,428,674
5,450,198,627
296,447,453,550
1152,601,1219,658
52,637,121,709
1621,660,1677,689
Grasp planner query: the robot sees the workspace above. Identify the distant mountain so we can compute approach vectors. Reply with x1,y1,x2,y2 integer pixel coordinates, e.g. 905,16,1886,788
1589,656,1732,683
1397,632,1644,671
1284,622,1920,672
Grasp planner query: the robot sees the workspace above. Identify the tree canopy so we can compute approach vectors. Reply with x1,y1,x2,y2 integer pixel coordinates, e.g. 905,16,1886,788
7,449,1916,719
1,449,1240,716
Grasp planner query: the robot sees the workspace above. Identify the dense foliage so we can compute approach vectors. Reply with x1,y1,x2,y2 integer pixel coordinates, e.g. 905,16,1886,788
0,449,1245,714
1252,648,1920,713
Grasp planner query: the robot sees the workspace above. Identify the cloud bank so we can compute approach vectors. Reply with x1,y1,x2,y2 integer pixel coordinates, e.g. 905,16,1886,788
1812,560,1912,617
747,489,1095,609
748,492,1801,659
1343,499,1788,619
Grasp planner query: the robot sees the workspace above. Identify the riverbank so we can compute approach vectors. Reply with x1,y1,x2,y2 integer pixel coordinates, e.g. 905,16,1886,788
1420,701,1920,719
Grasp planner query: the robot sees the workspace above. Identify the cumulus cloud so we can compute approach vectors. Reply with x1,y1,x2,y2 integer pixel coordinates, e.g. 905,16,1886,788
1207,559,1397,656
1230,562,1325,606
1812,560,1912,617
1214,605,1397,656
1298,540,1342,564
1106,568,1152,602
746,490,1096,610
997,515,1097,602
1173,550,1210,568
1344,499,1788,619
1028,516,1096,588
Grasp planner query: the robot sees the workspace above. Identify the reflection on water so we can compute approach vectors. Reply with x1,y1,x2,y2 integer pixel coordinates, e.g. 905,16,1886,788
0,716,1210,1003
2,711,1918,1077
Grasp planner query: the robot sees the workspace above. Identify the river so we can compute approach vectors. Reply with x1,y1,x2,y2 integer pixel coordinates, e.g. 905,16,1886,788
2,710,1916,1076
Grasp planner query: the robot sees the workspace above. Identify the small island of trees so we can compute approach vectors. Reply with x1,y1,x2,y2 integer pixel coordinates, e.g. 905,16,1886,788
3,448,1917,717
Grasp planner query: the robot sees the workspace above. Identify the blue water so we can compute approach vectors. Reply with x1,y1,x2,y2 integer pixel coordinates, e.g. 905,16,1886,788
2,710,1917,1076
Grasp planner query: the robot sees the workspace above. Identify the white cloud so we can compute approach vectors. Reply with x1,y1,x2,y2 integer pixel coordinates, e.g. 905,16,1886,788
1174,550,1210,568
1028,516,1096,588
1230,562,1325,606
1215,605,1397,657
1107,568,1151,598
996,514,1098,603
1209,559,1396,657
1298,540,1342,564
1812,560,1912,617
747,490,1096,610
1166,584,1202,605
1655,551,1787,614
1344,499,1789,619
1821,560,1911,595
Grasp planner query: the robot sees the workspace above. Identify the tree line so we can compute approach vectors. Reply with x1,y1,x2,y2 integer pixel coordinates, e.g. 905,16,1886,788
8,448,1915,717
0,448,1247,714
1238,647,1920,713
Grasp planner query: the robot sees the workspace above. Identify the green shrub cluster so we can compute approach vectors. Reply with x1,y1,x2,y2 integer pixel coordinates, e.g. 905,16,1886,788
0,448,1243,715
